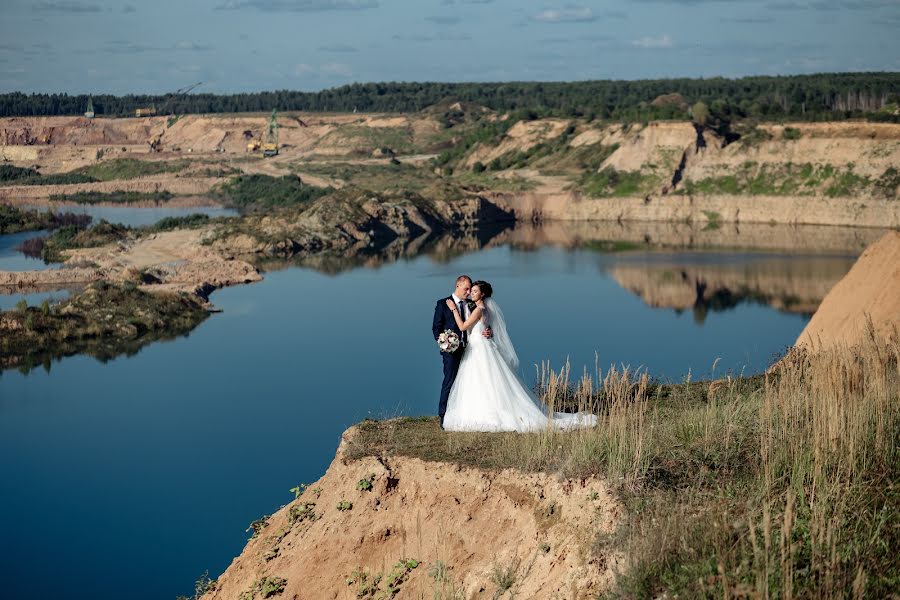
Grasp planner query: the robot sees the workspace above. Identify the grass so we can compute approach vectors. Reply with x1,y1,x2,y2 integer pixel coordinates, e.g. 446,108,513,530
346,332,900,599
213,174,334,212
77,158,190,181
49,190,175,204
0,164,97,186
297,160,435,192
452,171,538,192
0,159,189,186
580,167,657,198
148,213,211,232
680,161,895,199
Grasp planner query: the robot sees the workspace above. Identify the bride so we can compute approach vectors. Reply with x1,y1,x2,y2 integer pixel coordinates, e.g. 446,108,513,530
442,280,597,432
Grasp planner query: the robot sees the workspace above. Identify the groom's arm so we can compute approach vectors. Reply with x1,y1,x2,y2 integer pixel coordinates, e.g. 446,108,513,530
432,300,444,340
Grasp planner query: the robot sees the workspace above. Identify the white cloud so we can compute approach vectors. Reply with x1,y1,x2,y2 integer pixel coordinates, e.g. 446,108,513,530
33,1,101,13
321,62,352,76
533,7,596,23
631,34,673,48
292,62,353,77
216,0,378,11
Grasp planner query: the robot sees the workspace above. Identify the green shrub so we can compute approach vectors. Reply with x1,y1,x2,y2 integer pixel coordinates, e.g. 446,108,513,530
49,190,173,204
581,167,652,197
149,213,210,232
214,174,333,211
0,164,40,182
782,126,801,140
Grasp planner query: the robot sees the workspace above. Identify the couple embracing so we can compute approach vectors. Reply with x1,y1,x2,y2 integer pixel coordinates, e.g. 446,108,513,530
432,275,596,432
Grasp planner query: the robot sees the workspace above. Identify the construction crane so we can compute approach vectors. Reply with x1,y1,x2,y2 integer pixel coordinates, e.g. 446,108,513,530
162,82,202,116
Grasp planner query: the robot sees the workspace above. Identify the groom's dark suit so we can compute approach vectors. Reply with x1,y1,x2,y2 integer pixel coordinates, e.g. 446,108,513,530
432,296,467,426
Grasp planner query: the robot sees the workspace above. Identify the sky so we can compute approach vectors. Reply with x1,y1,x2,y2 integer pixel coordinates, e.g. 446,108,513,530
1,0,898,94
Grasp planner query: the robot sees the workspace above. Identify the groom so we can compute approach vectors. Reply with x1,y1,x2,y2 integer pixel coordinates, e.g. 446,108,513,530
432,275,492,428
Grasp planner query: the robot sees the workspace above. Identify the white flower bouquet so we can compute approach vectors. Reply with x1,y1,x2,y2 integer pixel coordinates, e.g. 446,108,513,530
437,329,461,353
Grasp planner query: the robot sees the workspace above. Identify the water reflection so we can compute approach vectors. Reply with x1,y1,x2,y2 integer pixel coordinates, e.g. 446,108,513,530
0,285,82,311
24,203,238,229
0,229,54,271
606,254,856,322
258,221,877,321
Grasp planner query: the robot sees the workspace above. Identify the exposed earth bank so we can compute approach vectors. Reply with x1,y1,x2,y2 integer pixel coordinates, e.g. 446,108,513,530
796,230,900,351
202,426,621,600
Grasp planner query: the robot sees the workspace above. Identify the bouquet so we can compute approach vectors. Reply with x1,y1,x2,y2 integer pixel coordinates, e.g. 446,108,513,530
437,329,461,353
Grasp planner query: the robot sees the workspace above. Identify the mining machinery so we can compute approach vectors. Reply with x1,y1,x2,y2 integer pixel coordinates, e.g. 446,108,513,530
262,109,279,157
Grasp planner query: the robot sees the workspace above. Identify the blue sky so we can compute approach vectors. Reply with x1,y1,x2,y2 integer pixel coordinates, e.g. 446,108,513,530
1,0,898,94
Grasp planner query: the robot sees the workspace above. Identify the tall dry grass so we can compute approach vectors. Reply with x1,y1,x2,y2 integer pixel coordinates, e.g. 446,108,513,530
603,332,899,599
348,334,898,598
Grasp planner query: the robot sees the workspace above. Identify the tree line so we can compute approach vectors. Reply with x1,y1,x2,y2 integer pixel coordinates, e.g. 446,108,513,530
1,72,898,122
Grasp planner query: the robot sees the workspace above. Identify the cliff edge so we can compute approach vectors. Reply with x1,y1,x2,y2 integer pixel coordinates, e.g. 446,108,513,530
203,425,621,600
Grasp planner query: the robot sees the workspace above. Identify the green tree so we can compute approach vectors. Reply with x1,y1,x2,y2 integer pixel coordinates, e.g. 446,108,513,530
692,101,710,126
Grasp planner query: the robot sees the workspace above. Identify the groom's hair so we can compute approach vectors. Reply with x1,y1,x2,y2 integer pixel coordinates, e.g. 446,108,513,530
455,275,472,285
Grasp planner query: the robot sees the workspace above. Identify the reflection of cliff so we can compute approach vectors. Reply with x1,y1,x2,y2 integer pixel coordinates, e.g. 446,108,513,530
254,223,513,275
607,256,856,321
253,220,878,277
488,220,888,255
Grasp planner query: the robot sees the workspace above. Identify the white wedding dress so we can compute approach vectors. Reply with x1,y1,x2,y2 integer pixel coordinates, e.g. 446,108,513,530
443,298,597,432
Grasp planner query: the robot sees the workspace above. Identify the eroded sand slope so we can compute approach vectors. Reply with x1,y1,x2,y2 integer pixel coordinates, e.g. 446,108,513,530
796,230,900,351
204,427,621,600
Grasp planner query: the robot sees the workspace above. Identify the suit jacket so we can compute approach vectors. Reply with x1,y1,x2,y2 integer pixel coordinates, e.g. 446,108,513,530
432,297,466,345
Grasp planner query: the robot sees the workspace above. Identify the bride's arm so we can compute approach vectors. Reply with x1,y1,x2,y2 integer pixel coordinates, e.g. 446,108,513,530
445,299,483,331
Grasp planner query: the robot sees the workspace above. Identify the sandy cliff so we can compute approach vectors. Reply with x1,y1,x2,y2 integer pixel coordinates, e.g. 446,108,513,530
795,230,900,351
204,427,621,600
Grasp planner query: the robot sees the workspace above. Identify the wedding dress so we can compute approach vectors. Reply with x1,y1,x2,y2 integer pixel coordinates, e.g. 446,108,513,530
443,298,597,432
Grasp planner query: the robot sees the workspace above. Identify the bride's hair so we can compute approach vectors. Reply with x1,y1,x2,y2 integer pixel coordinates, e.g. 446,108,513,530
472,280,493,298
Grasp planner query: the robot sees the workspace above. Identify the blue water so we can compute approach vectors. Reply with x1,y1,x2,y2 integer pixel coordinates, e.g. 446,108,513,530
0,229,52,271
29,204,239,229
0,244,826,599
0,204,238,273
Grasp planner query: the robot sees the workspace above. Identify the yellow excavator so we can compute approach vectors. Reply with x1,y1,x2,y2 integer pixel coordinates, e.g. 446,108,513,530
247,110,279,157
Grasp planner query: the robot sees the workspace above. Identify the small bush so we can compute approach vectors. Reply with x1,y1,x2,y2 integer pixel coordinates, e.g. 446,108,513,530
245,515,269,540
490,561,517,594
782,126,801,140
356,474,375,492
149,213,210,232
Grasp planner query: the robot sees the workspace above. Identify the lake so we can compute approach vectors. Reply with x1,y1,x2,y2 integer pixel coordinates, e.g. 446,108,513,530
0,223,864,599
0,204,240,309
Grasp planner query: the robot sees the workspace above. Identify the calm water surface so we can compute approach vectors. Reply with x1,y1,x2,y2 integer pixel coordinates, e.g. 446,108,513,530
0,241,846,599
0,204,238,272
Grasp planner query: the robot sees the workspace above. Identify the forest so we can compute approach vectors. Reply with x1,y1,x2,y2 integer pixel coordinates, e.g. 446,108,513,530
1,72,898,122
